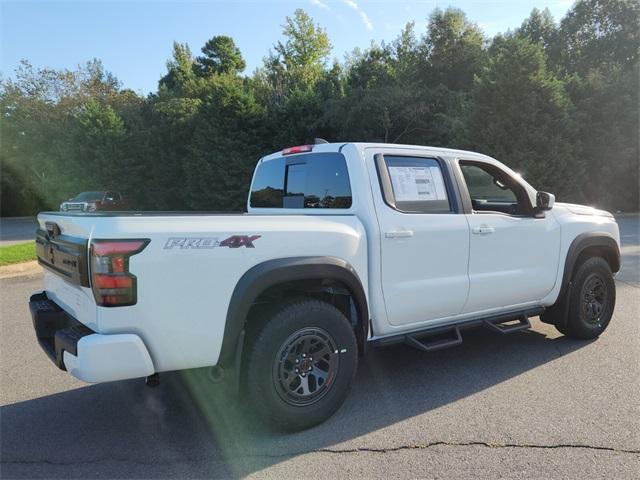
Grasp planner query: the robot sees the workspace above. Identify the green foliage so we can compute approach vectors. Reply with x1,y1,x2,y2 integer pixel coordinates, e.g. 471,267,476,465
566,66,639,210
423,8,486,91
159,42,197,92
276,9,331,74
265,8,332,94
196,36,246,76
0,159,49,215
556,0,639,75
462,35,580,197
0,3,637,215
517,8,557,52
184,74,265,210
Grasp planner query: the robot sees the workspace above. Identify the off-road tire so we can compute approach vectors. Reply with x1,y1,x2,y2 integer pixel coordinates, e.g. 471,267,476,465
244,299,358,431
563,256,616,339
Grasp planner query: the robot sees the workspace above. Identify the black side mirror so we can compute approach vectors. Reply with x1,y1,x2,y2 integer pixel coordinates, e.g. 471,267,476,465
536,191,555,211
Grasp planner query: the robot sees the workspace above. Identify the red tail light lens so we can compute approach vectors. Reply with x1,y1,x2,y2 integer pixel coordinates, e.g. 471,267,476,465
90,239,149,307
282,145,313,155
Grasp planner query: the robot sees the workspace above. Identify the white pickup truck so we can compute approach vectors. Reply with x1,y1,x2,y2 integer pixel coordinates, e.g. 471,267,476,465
30,142,620,430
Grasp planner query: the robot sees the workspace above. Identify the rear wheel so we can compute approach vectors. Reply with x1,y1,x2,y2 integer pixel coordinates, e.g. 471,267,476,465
244,299,358,431
562,257,616,339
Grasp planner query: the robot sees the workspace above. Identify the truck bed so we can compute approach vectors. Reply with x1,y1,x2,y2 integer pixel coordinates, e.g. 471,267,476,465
36,211,368,372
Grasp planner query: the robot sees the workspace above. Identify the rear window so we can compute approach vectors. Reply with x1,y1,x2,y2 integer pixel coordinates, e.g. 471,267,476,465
250,152,352,209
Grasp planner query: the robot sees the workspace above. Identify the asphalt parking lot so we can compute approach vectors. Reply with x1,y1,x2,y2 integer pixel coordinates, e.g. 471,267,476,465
0,217,38,246
1,216,638,479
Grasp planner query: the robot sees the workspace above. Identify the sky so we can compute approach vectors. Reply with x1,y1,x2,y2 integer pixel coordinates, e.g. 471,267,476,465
1,0,575,95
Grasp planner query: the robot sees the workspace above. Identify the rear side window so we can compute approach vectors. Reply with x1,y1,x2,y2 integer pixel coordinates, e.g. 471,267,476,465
377,155,452,213
250,152,352,209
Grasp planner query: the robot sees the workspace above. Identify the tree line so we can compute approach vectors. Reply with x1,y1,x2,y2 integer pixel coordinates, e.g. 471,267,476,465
1,0,638,215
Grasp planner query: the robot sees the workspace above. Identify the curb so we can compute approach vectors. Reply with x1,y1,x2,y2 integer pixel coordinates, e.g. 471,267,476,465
0,261,42,279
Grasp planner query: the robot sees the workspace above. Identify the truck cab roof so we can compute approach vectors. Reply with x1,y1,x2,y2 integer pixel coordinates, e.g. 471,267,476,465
261,142,494,163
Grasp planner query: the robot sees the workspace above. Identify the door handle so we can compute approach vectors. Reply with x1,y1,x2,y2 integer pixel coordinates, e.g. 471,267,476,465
472,225,495,235
385,229,414,238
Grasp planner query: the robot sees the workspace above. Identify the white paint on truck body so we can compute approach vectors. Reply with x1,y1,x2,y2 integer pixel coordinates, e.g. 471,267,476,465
35,142,620,383
38,213,367,372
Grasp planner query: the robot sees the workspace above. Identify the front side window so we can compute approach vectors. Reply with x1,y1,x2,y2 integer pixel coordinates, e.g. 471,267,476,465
378,156,452,213
460,162,530,216
250,152,352,209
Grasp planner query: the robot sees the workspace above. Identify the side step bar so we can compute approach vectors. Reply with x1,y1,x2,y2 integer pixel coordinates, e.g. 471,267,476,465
372,307,544,352
483,313,531,334
405,327,462,352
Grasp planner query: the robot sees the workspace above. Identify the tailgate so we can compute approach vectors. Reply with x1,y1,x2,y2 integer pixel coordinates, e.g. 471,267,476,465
36,214,98,329
36,221,90,287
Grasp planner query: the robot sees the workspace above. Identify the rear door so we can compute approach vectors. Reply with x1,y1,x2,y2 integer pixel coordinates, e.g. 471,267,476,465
368,150,470,327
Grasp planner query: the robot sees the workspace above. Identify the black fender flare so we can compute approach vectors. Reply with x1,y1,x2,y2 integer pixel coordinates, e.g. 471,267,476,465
556,232,620,302
542,232,620,327
218,256,370,366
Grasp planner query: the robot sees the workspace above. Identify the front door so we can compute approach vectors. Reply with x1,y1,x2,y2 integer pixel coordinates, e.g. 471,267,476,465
457,160,561,313
371,152,470,327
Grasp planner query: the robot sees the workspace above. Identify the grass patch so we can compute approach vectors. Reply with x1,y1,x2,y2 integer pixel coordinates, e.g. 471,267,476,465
0,241,36,266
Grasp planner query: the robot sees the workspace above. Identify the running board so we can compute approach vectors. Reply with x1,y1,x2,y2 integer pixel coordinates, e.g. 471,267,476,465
371,307,544,352
404,327,462,352
483,313,531,334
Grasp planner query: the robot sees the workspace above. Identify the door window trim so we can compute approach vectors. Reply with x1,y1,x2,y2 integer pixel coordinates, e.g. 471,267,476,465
374,153,462,214
454,158,535,217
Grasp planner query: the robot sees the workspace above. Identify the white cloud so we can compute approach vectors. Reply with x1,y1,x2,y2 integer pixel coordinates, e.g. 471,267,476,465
310,0,330,9
341,0,373,31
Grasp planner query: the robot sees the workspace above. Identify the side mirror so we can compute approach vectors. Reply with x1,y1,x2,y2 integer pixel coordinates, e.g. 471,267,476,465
536,191,555,211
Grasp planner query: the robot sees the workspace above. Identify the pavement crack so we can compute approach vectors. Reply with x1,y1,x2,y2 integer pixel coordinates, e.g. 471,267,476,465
311,441,640,456
3,441,638,467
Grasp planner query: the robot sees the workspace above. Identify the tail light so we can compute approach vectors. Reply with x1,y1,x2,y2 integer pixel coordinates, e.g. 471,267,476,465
90,239,149,307
282,145,313,155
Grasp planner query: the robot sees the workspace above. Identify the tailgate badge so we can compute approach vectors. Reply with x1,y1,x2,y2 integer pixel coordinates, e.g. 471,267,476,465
45,222,61,239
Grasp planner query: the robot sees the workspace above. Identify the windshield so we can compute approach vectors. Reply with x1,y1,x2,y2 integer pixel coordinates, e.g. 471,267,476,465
72,191,103,202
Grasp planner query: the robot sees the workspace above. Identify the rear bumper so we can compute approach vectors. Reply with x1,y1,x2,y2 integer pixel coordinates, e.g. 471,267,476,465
29,292,154,383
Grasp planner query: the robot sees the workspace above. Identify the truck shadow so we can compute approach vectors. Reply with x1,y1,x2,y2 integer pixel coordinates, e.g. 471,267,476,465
1,322,591,478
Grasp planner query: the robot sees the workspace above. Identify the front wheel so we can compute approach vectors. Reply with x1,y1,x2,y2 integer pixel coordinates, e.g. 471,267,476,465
244,299,358,431
563,257,616,339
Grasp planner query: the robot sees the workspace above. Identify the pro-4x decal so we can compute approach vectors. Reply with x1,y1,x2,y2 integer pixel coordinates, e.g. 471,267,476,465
164,235,261,249
219,235,261,248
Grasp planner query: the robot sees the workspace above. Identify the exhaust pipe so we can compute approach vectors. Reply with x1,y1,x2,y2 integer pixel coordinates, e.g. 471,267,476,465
208,365,225,383
145,373,160,387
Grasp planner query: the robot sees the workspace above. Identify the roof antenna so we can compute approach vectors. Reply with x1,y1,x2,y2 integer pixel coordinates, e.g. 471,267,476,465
314,138,329,144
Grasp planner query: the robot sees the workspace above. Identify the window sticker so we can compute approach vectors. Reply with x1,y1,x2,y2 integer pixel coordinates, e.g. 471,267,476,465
388,165,448,202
